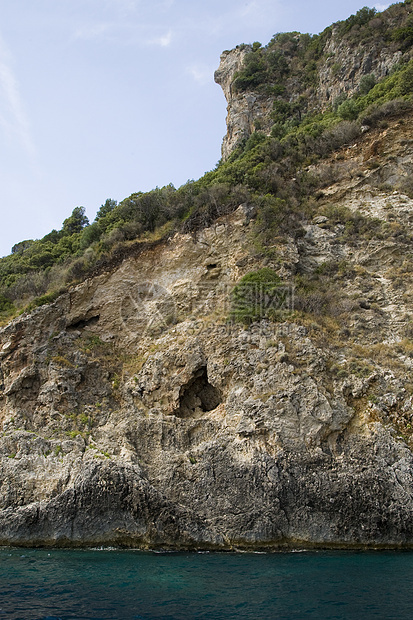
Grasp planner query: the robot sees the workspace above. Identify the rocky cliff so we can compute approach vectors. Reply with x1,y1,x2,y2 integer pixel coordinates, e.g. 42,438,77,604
215,3,413,159
2,5,413,549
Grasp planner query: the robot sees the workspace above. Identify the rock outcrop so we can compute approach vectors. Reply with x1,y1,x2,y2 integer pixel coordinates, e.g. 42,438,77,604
2,110,413,548
214,46,276,160
215,6,413,159
2,5,413,550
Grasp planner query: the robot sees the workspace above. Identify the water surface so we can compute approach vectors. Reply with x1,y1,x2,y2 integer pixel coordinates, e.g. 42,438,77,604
0,547,411,619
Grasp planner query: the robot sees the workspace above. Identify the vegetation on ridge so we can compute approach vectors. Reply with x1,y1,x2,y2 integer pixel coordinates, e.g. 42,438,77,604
1,2,413,326
233,3,413,106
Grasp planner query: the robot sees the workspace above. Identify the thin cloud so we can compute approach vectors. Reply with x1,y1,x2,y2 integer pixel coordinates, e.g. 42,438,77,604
374,3,391,11
240,1,260,18
104,0,140,12
179,0,283,41
0,34,35,158
103,0,174,15
74,23,111,40
73,20,173,48
187,64,214,86
147,30,173,47
237,0,283,29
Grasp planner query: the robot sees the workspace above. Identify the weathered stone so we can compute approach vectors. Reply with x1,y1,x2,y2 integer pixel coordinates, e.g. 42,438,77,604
2,32,413,549
215,28,411,160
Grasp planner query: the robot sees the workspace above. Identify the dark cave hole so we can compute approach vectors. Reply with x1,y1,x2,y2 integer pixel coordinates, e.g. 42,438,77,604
175,366,222,418
67,315,100,330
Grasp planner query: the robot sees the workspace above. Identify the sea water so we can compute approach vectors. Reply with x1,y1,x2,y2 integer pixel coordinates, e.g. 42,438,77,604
0,547,412,619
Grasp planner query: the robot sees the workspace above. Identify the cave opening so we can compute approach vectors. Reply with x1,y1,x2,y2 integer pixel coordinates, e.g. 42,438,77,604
67,315,100,330
175,366,222,418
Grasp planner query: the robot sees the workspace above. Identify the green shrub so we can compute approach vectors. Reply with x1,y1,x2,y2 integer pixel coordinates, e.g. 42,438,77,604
80,221,102,249
361,98,412,126
230,268,290,324
253,195,305,243
391,14,413,47
244,131,266,152
1,2,413,318
338,7,377,35
337,99,359,121
0,294,14,314
62,207,89,235
25,289,63,312
233,47,268,91
333,93,347,111
398,61,413,95
358,74,376,95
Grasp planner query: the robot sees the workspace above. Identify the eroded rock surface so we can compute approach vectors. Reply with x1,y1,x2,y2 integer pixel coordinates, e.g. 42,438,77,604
215,22,413,159
2,9,413,546
2,138,413,548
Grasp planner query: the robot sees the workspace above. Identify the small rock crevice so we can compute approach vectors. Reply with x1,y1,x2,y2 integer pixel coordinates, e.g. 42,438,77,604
175,367,222,418
67,315,100,331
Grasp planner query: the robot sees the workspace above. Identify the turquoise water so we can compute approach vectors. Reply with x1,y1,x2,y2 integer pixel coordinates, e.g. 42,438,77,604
0,548,412,619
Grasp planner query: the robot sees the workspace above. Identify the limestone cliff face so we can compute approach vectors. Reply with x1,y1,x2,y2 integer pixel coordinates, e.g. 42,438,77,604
215,21,411,159
2,3,413,547
2,113,413,548
317,28,403,106
214,47,274,160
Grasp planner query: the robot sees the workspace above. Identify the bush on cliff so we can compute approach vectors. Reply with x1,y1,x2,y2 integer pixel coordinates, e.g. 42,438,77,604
230,268,289,324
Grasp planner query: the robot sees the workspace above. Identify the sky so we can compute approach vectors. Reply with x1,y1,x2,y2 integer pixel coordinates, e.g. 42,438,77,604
0,0,390,257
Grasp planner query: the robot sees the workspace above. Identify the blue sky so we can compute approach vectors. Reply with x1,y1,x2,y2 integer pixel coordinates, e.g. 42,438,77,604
0,0,390,256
